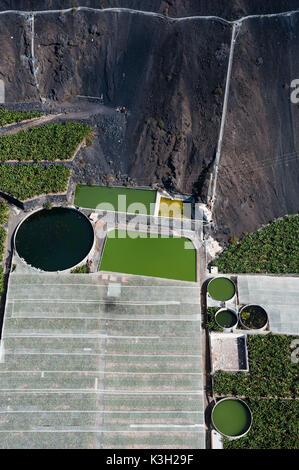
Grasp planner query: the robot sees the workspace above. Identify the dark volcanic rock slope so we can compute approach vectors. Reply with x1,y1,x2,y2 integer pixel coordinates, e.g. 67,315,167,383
0,2,299,239
215,14,299,241
33,11,231,192
1,0,299,19
0,13,39,101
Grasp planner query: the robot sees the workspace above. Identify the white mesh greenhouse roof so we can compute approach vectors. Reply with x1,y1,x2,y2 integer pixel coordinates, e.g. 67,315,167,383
0,272,205,449
238,275,299,335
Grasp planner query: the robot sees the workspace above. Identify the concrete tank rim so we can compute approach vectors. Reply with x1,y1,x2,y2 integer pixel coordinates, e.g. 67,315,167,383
207,276,236,302
239,304,268,331
215,307,238,330
13,205,95,273
211,397,253,440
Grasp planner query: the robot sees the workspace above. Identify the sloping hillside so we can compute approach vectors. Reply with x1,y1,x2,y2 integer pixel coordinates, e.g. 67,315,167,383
1,10,231,195
0,2,298,241
1,0,299,19
215,14,299,240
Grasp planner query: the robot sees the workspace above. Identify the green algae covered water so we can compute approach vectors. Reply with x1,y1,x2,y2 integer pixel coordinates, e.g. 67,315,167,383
100,229,196,281
15,208,94,271
75,185,157,215
212,399,252,437
208,277,235,301
216,310,237,328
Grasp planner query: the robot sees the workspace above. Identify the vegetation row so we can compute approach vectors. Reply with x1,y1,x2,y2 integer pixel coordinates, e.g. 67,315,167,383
213,334,298,399
71,263,89,274
0,108,43,127
0,122,92,162
224,399,298,449
206,307,222,332
0,164,70,201
212,215,299,274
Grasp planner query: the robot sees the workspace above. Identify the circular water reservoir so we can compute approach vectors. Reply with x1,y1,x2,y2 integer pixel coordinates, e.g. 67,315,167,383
208,277,235,302
239,305,268,330
215,308,238,329
212,398,252,438
15,207,94,271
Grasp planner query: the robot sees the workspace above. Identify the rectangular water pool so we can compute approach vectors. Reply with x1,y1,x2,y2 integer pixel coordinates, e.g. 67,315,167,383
99,230,196,282
75,185,157,215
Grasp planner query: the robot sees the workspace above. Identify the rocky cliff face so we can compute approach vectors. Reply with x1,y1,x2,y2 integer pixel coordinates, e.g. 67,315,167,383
1,9,232,197
0,14,40,101
0,1,298,241
215,14,299,241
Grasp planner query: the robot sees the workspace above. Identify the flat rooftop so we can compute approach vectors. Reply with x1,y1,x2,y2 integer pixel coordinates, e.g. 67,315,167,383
210,333,248,373
0,272,205,449
238,275,299,335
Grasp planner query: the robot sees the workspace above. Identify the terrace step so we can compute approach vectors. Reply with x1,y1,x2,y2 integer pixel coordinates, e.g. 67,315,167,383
0,410,204,431
0,371,203,392
0,353,202,374
8,282,200,304
0,432,98,449
0,430,205,449
2,337,202,356
9,272,199,287
102,431,205,449
0,392,203,412
0,371,103,391
3,318,201,338
5,302,200,320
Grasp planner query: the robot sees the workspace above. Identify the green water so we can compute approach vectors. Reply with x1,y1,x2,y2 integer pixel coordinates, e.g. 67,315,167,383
213,399,252,437
15,208,94,271
208,277,235,301
216,310,237,328
74,185,157,215
100,230,196,282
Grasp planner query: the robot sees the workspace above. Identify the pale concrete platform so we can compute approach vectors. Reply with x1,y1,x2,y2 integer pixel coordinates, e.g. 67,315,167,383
210,333,249,373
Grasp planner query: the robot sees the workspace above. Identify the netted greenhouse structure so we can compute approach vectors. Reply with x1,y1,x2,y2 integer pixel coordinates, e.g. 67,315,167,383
238,275,299,335
0,272,205,449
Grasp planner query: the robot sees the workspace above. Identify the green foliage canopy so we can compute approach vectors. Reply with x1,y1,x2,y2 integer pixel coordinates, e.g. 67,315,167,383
214,334,298,398
212,215,299,274
0,108,43,126
0,122,92,162
0,164,70,201
224,399,299,449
